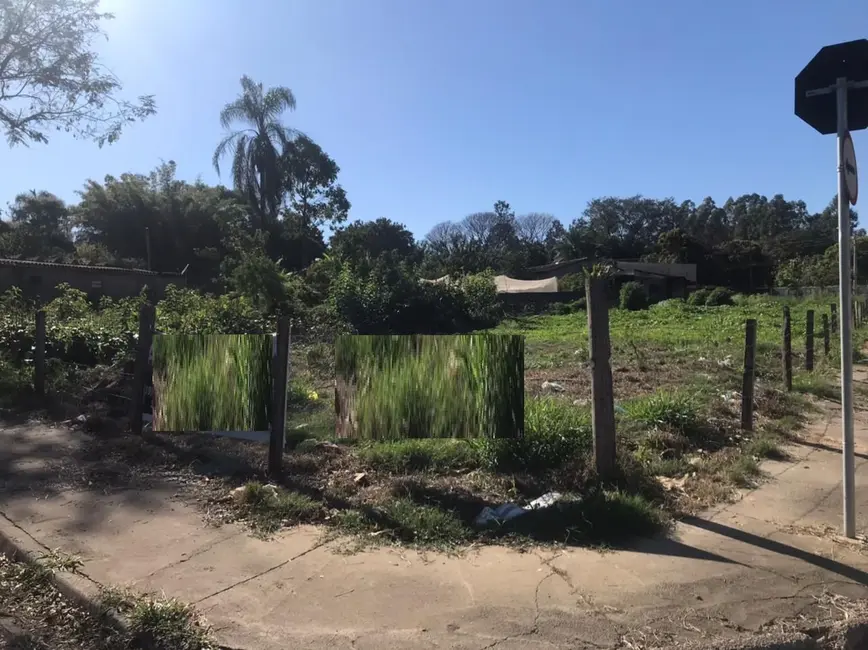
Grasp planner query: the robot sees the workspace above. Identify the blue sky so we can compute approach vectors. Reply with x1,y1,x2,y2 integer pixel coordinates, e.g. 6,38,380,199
1,0,866,238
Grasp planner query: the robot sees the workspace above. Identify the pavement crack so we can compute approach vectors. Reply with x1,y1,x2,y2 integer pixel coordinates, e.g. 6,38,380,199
192,538,329,605
477,570,554,649
0,509,106,591
143,532,242,578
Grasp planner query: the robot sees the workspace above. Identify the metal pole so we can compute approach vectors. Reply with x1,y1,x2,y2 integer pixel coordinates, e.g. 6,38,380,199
836,76,856,539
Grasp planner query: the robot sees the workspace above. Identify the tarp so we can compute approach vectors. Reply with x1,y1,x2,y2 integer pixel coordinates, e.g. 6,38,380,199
420,276,453,285
494,275,558,294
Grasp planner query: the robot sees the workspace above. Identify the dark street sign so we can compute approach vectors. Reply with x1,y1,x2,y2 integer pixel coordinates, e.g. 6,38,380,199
795,39,868,134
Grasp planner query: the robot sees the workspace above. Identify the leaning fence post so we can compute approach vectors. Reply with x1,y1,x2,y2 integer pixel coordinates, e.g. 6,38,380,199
782,306,793,392
741,319,757,431
269,317,291,477
831,304,838,333
805,310,815,371
34,310,46,397
586,276,616,479
822,314,831,356
130,304,155,435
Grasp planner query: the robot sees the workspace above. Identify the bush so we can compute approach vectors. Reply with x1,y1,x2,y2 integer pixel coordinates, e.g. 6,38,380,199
549,298,585,315
558,273,584,293
619,281,648,311
687,288,711,306
705,287,734,307
330,263,502,335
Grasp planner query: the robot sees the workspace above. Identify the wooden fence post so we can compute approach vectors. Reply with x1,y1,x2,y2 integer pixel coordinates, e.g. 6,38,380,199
822,314,830,356
741,319,757,432
782,306,793,392
586,277,616,479
269,317,291,477
805,310,814,371
34,310,46,397
831,304,838,333
130,304,155,435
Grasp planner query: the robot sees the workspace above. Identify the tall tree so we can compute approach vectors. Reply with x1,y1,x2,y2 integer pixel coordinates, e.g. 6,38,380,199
330,218,419,269
0,0,155,146
213,76,297,222
0,190,74,257
281,134,350,228
73,162,248,287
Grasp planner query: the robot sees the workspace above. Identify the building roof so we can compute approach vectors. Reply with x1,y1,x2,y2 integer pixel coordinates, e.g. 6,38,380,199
526,258,589,273
0,258,183,277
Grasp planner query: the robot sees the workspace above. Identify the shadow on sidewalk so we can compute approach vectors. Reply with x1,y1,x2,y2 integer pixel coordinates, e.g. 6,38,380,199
795,438,868,461
670,516,868,586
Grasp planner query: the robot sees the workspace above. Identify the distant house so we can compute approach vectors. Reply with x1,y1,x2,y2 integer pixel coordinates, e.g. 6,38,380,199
0,258,186,303
523,259,697,302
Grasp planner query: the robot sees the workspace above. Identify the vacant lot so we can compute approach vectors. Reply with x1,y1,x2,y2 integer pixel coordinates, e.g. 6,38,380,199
5,293,859,551
123,295,851,550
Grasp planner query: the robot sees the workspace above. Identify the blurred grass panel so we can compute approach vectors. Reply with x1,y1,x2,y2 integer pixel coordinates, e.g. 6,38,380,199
153,334,272,432
335,334,524,440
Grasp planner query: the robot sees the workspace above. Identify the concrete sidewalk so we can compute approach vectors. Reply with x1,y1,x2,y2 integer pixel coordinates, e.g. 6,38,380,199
2,408,868,649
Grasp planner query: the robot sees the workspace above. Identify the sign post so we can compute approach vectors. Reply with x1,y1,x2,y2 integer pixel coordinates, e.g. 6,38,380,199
796,40,868,539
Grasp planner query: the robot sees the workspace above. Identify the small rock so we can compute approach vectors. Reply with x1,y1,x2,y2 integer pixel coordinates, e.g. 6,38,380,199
353,472,369,486
229,486,246,502
541,381,566,392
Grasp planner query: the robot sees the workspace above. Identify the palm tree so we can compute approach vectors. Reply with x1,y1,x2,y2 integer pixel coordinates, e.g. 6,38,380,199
213,76,297,222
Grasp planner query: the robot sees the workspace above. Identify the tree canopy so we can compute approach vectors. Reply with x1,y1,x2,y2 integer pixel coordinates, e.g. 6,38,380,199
0,0,155,146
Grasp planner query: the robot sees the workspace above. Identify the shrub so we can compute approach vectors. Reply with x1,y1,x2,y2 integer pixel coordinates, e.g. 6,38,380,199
558,273,584,293
687,288,711,306
330,264,502,335
619,281,648,311
705,287,734,307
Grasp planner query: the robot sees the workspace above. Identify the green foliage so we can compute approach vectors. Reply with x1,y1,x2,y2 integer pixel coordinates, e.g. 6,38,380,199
558,273,585,293
687,288,711,306
152,335,273,432
329,263,501,334
479,398,591,473
704,286,734,307
234,482,322,533
338,498,470,548
619,281,648,311
357,439,482,473
336,335,524,440
622,392,699,434
0,0,155,147
460,271,503,326
156,286,268,334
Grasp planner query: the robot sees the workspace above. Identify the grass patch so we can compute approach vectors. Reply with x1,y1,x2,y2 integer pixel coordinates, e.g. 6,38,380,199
793,372,840,401
744,434,786,460
100,587,214,650
479,397,591,473
622,391,699,435
497,489,666,545
724,454,763,488
234,481,322,534
332,499,471,549
358,438,482,473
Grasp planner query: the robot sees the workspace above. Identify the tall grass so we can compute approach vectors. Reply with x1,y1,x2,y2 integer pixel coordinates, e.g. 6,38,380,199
335,335,524,440
153,334,272,432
